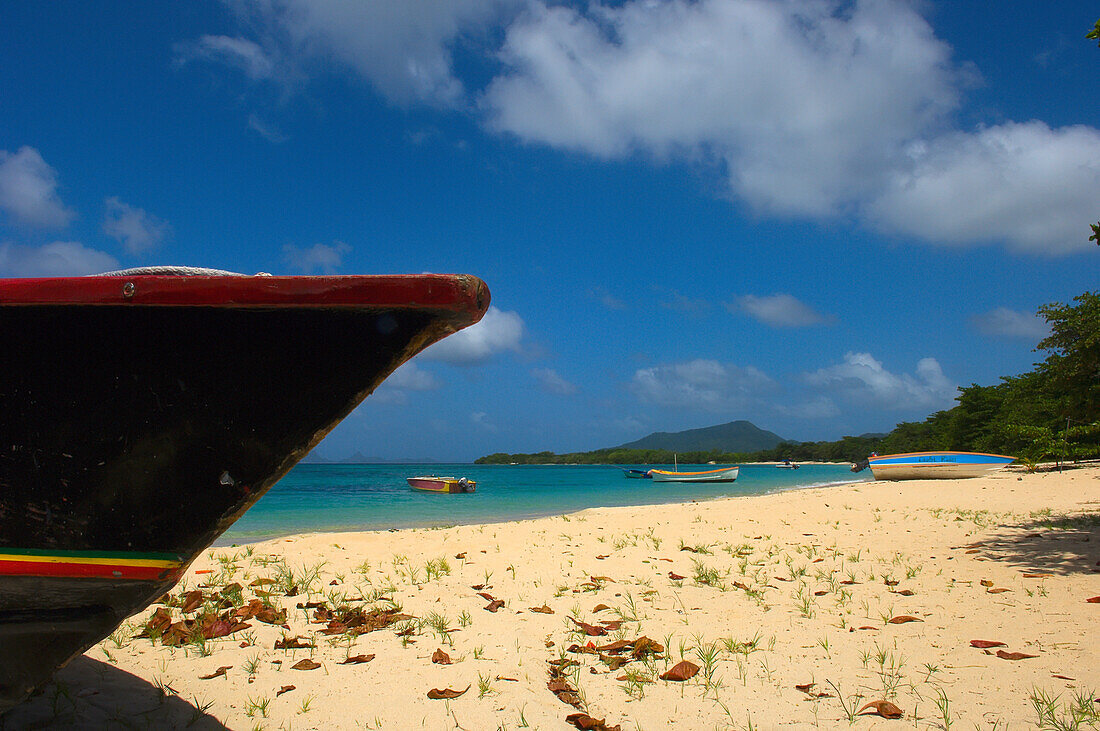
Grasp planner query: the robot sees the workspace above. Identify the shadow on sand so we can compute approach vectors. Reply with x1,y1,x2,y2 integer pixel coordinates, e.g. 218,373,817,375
981,495,1100,576
1,656,226,730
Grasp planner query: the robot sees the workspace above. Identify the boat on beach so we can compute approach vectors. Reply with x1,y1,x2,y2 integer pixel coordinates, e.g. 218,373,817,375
649,466,739,483
0,267,488,712
858,451,1016,480
407,476,477,493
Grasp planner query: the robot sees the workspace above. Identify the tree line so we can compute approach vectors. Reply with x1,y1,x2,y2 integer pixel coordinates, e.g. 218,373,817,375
477,291,1098,468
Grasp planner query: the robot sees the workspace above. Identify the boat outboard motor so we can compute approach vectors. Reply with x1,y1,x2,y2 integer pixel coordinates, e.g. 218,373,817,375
458,477,471,492
851,459,869,473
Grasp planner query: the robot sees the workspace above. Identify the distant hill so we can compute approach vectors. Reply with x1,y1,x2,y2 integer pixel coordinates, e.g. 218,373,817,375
612,420,786,454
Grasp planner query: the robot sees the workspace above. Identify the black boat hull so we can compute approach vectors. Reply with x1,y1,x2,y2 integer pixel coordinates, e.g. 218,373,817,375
0,274,488,711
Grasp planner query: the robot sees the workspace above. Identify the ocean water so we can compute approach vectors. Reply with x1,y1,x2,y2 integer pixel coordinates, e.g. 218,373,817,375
219,463,870,545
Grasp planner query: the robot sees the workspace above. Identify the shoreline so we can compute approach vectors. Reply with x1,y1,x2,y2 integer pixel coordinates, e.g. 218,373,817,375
10,466,1099,729
218,471,871,547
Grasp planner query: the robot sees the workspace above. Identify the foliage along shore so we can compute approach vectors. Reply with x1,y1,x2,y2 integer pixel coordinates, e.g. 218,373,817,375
478,291,1099,468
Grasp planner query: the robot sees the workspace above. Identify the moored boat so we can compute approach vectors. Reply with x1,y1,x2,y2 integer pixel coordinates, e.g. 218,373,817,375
863,451,1015,480
0,267,488,712
649,466,739,483
407,476,477,493
622,468,651,479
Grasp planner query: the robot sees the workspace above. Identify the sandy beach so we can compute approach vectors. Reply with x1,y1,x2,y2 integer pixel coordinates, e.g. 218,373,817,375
7,465,1098,730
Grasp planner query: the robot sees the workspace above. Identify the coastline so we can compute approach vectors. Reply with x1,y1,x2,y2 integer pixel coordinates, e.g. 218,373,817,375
10,466,1099,729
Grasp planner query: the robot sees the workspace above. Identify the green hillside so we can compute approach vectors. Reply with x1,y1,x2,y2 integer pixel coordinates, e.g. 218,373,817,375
613,420,785,453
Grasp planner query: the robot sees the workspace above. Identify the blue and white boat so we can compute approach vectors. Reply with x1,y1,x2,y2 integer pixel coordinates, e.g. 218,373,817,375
865,451,1015,480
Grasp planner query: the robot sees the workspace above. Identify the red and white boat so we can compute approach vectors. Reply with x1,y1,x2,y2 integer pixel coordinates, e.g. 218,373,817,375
407,476,477,493
648,466,739,483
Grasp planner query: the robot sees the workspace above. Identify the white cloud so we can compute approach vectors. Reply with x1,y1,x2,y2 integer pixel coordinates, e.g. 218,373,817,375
372,360,441,404
481,1,1098,253
590,286,626,311
282,241,350,273
532,367,577,395
775,395,840,419
804,352,957,411
385,360,441,391
248,114,289,143
422,305,524,365
0,241,118,277
195,0,1100,254
867,122,1100,254
470,411,497,431
0,147,76,228
102,197,171,253
629,358,774,411
971,307,1051,340
483,0,958,216
734,293,829,328
215,0,520,106
180,35,276,80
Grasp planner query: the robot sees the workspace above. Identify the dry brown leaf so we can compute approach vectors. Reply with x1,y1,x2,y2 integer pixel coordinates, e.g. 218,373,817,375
291,659,321,671
795,682,816,693
659,660,700,681
180,590,204,613
858,700,904,719
987,587,1010,594
276,685,295,696
199,666,231,680
1087,596,1100,603
566,712,621,730
340,654,375,664
592,604,611,612
427,685,469,699
996,650,1038,661
888,615,923,624
432,649,452,665
485,599,505,612
455,552,466,559
569,617,608,636
1022,572,1052,578
895,589,915,596
530,604,554,614
668,571,685,581
970,640,1007,648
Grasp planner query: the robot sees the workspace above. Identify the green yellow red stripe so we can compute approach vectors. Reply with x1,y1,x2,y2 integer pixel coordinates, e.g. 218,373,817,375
0,549,186,581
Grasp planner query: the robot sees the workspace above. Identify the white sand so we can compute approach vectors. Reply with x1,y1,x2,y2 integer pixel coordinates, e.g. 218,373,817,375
8,465,1099,729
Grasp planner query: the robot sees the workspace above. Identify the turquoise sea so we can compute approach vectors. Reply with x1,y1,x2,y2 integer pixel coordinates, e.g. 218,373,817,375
219,463,870,545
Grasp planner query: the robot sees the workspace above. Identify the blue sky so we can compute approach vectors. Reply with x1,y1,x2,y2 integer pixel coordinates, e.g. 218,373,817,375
1,1,1097,461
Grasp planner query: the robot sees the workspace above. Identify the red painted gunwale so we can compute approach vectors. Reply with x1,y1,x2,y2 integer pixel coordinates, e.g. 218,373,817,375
0,274,488,311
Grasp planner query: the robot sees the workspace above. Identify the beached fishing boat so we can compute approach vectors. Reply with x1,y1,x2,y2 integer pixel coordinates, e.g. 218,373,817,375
407,476,477,493
859,451,1015,480
649,466,739,483
0,267,488,712
621,468,651,479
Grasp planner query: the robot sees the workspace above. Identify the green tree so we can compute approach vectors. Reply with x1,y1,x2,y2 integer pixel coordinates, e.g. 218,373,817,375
1035,291,1100,424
